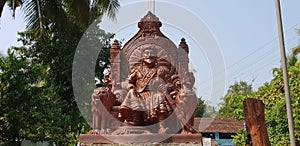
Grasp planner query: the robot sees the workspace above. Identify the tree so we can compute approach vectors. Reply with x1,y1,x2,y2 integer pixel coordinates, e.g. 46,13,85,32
218,81,253,120
0,0,119,145
230,67,300,145
217,82,253,145
288,29,300,66
0,46,62,145
195,98,206,117
253,66,300,145
0,28,114,145
0,0,120,37
215,30,300,144
288,45,300,66
0,0,22,19
202,104,218,118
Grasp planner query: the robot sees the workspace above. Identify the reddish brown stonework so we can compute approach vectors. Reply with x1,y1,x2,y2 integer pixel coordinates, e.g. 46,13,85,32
79,11,202,145
79,134,203,144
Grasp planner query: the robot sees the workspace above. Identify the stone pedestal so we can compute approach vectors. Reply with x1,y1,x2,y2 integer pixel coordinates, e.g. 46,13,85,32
78,133,203,145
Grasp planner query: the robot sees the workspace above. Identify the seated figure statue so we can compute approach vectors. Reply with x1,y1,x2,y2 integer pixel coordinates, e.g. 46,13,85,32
119,46,175,133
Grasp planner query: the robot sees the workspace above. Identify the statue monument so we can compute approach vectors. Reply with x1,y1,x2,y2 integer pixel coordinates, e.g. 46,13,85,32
79,11,203,145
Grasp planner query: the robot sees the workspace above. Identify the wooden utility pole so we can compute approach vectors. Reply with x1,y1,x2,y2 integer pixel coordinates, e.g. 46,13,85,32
243,98,270,146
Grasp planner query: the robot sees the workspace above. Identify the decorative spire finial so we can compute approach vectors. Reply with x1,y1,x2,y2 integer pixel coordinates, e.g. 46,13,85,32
179,38,189,54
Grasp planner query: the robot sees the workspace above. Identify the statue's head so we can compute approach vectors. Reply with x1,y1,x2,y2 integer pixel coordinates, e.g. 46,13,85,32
183,72,195,88
93,87,109,101
142,46,157,65
104,72,112,89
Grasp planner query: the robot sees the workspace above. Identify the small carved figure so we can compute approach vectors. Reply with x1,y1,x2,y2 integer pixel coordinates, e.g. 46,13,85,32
176,72,198,134
104,72,112,90
90,87,115,134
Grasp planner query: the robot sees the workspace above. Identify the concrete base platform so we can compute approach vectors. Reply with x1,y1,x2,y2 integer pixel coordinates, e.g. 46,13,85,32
79,133,202,145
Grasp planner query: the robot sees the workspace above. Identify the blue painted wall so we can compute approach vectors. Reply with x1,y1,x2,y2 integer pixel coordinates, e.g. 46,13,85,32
214,132,234,146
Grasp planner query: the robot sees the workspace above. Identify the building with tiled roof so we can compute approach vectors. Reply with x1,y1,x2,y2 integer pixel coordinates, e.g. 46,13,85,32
193,118,244,146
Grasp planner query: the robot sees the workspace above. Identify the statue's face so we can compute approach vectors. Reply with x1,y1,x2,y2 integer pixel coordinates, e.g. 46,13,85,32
143,49,156,64
183,73,195,88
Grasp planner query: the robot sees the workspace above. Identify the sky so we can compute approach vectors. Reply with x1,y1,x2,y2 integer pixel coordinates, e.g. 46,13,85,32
0,6,25,53
1,0,300,106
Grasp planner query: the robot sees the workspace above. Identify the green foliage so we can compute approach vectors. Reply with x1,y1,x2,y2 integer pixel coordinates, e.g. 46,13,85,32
86,25,114,86
1,0,119,39
253,66,300,145
0,0,22,19
217,81,253,144
232,128,247,146
0,1,116,144
0,29,113,145
218,81,253,120
202,104,218,118
195,98,206,117
194,98,218,118
288,45,300,67
0,46,79,145
221,66,300,145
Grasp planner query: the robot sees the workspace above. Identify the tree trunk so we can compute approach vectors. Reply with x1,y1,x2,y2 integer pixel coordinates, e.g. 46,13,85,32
243,98,271,146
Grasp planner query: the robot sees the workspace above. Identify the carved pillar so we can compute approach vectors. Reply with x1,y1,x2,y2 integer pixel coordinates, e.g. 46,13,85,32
110,40,121,91
178,38,189,77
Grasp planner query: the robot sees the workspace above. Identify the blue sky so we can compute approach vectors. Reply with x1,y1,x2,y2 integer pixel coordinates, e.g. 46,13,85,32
1,0,300,106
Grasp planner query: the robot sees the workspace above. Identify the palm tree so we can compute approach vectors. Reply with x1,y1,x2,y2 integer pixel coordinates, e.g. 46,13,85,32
288,46,300,66
0,0,22,19
290,46,300,66
0,0,119,36
288,29,300,66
